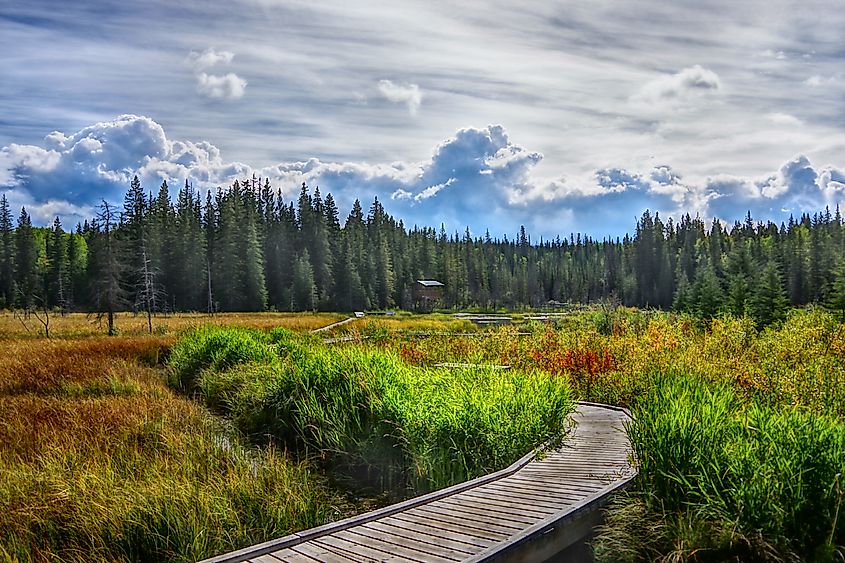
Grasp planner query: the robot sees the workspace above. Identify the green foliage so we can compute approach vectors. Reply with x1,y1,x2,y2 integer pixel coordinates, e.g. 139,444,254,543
596,377,845,561
168,326,274,390
9,171,845,323
171,326,573,493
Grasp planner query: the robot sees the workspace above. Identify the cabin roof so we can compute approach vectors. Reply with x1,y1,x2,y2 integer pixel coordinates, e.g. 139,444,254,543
416,279,444,287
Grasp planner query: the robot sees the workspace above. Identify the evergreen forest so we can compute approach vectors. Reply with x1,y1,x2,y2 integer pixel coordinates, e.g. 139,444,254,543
2,175,845,326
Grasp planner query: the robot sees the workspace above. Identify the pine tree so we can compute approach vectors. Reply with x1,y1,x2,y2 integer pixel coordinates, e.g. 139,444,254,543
14,207,38,310
66,225,86,310
826,259,845,322
122,175,149,312
46,217,68,311
0,195,14,308
292,250,317,311
691,263,724,318
749,261,788,328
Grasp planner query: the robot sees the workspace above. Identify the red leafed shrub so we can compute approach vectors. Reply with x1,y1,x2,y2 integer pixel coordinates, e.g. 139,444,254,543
528,328,616,378
530,346,616,378
399,345,425,365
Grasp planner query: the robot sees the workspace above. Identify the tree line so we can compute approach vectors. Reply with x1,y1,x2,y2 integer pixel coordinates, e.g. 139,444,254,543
2,175,845,329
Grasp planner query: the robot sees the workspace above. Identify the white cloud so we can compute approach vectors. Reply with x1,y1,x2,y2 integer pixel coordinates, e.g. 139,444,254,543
766,112,803,126
378,79,422,115
805,74,836,87
2,115,845,238
187,48,246,100
196,72,247,100
634,65,721,105
189,47,235,71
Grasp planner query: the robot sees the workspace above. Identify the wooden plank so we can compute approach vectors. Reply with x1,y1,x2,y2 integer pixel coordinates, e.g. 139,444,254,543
413,504,524,534
519,464,628,475
266,551,320,563
461,488,564,512
473,483,583,509
432,497,545,527
342,525,467,561
289,542,358,563
314,533,421,562
493,477,602,498
393,509,513,542
380,513,497,549
364,519,483,554
513,472,620,485
519,466,629,476
454,490,559,516
249,555,284,563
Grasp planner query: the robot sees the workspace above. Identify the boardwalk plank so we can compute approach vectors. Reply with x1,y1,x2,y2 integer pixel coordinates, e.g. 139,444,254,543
198,403,636,563
339,528,461,562
364,518,485,553
289,542,357,563
398,508,516,540
266,551,320,563
461,488,565,511
413,504,525,534
472,483,582,508
381,513,497,549
432,496,546,524
492,477,602,498
315,533,422,562
249,555,284,563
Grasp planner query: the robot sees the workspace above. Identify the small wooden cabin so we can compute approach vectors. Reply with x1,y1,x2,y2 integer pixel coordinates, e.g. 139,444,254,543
413,279,444,310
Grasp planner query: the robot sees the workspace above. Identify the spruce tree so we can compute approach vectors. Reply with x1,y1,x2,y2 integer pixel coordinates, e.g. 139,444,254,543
0,195,14,308
749,260,788,328
46,217,68,311
826,259,845,322
292,250,317,311
14,207,38,310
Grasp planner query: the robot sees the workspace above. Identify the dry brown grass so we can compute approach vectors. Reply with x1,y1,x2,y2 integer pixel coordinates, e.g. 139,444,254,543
0,337,171,395
0,311,347,340
0,328,343,562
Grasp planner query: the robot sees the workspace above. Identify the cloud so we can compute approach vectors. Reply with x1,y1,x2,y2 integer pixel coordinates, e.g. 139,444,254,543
196,72,247,100
634,65,721,105
805,74,837,87
378,80,422,115
2,116,845,238
188,48,246,100
766,112,803,126
189,48,235,71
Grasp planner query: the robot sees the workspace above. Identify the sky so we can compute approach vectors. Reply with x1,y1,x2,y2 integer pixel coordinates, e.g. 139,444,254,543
2,0,845,239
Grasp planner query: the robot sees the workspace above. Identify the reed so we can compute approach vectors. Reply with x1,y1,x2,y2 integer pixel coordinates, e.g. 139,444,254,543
170,326,573,494
595,376,845,561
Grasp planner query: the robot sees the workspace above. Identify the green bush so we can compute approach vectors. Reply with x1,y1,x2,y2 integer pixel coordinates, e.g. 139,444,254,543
168,326,274,390
596,376,845,562
170,326,573,494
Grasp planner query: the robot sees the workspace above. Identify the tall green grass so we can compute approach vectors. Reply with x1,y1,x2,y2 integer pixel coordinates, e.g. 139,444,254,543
595,376,845,562
169,326,573,494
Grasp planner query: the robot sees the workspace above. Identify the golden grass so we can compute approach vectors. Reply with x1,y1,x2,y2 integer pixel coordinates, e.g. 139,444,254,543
0,311,347,340
329,313,476,335
0,332,343,562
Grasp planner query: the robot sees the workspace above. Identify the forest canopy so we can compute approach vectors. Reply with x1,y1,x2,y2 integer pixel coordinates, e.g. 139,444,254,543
1,175,844,327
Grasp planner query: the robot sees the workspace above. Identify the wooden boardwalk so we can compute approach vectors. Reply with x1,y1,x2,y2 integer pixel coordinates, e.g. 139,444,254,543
202,403,635,563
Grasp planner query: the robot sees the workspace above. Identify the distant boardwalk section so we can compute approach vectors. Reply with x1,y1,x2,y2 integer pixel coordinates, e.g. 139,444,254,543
201,403,635,563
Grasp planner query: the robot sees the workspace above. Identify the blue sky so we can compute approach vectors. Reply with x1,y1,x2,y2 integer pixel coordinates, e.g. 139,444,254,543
2,0,845,238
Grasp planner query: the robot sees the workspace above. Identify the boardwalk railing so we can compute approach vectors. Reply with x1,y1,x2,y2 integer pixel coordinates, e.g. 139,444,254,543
202,403,635,563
